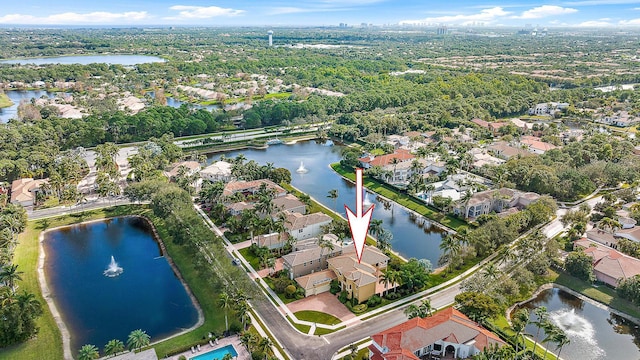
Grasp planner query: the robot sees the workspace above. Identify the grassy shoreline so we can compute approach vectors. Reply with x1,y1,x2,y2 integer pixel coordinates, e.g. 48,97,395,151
331,163,469,231
0,205,231,360
0,92,13,108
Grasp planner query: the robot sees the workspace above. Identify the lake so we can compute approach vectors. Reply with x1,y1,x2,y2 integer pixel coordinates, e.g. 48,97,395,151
212,140,448,265
519,287,640,360
43,217,199,352
0,90,68,123
0,54,165,66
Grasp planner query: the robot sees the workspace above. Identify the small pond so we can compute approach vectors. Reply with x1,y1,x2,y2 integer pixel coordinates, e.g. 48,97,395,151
518,287,640,360
44,217,198,352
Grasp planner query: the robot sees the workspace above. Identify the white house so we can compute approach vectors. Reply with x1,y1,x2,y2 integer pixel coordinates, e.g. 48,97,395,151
200,161,233,182
10,178,48,207
284,212,332,240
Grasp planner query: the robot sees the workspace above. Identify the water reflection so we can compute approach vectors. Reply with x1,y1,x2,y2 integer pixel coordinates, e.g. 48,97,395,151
519,288,640,359
211,140,448,264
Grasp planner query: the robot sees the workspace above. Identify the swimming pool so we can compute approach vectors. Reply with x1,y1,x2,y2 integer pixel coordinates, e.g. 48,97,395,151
190,344,239,360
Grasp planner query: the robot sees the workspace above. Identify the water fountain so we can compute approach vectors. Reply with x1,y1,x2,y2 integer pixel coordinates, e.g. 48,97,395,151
363,191,372,207
296,161,308,174
103,255,123,277
549,308,604,358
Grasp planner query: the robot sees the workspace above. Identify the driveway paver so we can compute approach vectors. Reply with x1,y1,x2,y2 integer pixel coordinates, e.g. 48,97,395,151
286,292,356,323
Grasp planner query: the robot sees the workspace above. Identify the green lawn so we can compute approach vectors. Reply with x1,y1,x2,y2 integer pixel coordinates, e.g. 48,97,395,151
263,277,297,304
0,205,234,360
550,269,640,319
239,247,261,270
0,92,13,108
294,310,341,325
331,163,469,231
291,322,311,334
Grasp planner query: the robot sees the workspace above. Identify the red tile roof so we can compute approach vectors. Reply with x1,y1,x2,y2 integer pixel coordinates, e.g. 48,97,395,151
359,149,415,167
370,308,505,359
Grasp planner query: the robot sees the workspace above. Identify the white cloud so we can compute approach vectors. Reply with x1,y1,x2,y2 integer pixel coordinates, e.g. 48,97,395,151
619,18,640,25
167,5,244,19
565,0,640,5
515,5,578,19
400,7,510,25
574,20,614,27
0,11,149,24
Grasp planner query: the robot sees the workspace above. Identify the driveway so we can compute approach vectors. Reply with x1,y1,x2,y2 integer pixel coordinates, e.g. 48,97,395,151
287,292,356,323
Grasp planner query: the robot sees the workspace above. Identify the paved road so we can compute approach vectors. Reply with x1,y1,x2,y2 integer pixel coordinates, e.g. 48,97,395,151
27,198,133,220
251,195,606,359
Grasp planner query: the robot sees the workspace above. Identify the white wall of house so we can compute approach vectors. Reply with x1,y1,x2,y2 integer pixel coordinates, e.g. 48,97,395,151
290,220,332,240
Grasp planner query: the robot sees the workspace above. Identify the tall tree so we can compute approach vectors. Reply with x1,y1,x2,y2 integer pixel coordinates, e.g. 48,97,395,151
126,329,150,352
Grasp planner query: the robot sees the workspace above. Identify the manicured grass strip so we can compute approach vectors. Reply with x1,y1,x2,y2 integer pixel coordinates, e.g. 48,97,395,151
550,269,640,319
239,247,261,270
292,322,311,334
314,326,343,336
0,92,13,108
293,310,341,325
331,163,469,231
490,316,558,360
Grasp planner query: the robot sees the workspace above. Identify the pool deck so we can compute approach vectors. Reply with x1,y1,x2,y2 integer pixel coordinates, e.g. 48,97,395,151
167,335,250,360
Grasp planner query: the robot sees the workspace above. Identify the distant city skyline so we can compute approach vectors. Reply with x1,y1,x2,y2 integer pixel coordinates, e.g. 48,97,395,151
2,1,640,27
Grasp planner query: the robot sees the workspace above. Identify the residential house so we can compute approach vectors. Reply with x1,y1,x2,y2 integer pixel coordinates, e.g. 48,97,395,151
575,238,640,287
528,102,569,116
282,235,347,278
510,118,532,133
222,179,286,198
381,158,445,185
10,178,49,207
272,194,307,215
165,161,201,179
470,118,510,136
369,307,506,360
328,246,390,303
454,188,540,219
284,212,333,240
295,270,337,297
200,161,233,182
519,136,558,155
253,232,291,250
615,226,640,243
424,172,491,204
597,111,638,128
470,151,506,168
585,228,617,247
358,149,415,169
225,201,255,216
487,141,531,160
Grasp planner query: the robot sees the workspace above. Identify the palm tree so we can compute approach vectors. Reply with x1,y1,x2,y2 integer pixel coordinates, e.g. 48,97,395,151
0,264,23,292
258,337,273,360
104,339,125,357
404,304,420,319
481,262,500,281
598,217,621,232
16,291,42,317
236,300,251,330
78,344,99,360
219,292,232,333
424,183,436,203
222,354,234,360
389,157,401,183
439,234,462,273
127,329,150,352
240,331,256,353
511,308,530,356
553,328,570,360
378,271,392,296
327,189,339,212
420,299,433,317
541,321,558,359
369,219,384,238
531,306,548,356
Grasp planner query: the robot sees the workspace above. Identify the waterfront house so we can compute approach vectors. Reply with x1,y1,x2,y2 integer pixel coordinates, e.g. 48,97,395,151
10,178,48,207
200,161,233,182
284,212,332,241
574,238,640,287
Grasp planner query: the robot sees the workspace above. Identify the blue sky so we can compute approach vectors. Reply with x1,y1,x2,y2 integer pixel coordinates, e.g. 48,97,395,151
3,0,640,27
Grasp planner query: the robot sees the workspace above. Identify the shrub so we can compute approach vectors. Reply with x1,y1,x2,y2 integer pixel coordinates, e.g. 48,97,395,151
285,285,297,298
330,280,341,295
352,304,368,313
273,277,290,293
178,356,187,360
366,295,382,307
385,292,399,300
338,291,348,304
252,352,264,360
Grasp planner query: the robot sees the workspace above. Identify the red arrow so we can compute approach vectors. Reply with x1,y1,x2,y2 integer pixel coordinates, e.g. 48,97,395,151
345,168,374,263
